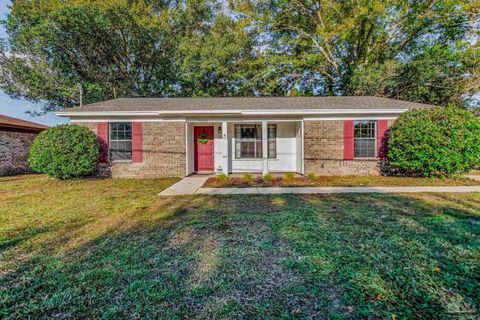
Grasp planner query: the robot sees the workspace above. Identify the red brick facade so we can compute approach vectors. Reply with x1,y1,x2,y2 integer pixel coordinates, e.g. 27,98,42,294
76,119,394,178
0,130,38,176
76,122,186,178
304,120,394,176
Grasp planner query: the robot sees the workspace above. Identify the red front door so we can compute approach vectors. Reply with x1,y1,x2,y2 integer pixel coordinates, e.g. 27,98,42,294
194,126,214,172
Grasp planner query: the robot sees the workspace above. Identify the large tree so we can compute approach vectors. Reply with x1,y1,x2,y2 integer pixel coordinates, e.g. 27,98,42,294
231,0,479,106
1,0,478,111
0,0,255,112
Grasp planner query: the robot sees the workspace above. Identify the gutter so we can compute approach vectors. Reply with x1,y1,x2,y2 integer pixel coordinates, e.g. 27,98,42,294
55,109,408,117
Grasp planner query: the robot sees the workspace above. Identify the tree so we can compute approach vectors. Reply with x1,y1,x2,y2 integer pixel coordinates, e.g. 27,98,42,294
0,0,255,113
231,0,479,106
387,107,480,177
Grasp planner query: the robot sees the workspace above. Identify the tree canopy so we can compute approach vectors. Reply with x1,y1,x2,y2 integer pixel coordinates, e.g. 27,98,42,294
0,0,478,112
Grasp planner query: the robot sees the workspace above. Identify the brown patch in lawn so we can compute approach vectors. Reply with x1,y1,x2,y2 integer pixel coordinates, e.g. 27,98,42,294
271,197,287,206
190,236,220,286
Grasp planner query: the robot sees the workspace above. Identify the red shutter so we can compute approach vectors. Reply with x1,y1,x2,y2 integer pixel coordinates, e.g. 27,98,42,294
97,122,109,163
132,122,143,163
343,120,354,160
377,120,389,160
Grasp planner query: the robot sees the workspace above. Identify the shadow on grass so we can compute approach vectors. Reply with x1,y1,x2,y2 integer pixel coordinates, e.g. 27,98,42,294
0,193,479,319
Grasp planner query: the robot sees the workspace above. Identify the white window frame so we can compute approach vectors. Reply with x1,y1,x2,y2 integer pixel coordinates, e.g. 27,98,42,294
235,124,263,159
109,122,133,162
353,120,377,159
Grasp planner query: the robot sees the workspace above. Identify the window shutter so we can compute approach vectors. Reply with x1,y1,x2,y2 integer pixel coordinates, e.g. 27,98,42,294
96,122,109,163
132,122,143,163
343,120,354,160
377,120,389,160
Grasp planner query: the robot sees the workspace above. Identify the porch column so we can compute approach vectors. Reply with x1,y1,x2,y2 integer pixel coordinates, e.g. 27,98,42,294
221,121,229,175
262,120,268,175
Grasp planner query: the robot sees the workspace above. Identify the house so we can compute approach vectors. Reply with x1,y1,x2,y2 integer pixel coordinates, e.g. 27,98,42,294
0,114,49,176
56,96,431,178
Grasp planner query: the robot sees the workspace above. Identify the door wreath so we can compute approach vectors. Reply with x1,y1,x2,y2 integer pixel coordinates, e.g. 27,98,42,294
197,132,210,144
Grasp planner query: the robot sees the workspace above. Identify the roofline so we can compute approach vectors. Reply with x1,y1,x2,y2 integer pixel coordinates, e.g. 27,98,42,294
56,108,409,117
0,124,47,133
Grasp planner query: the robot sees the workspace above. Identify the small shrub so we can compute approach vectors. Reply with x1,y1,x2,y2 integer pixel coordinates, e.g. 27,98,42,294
283,172,295,180
307,172,316,180
230,177,242,185
29,125,99,179
242,173,253,183
263,173,275,182
255,175,264,184
216,173,229,183
388,106,480,177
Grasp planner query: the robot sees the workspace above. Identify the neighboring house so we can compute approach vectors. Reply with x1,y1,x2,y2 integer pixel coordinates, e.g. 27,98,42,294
56,96,431,178
0,114,49,176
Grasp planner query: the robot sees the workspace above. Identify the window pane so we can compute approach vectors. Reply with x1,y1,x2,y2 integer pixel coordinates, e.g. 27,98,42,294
268,124,276,139
241,141,255,158
256,141,263,158
235,141,241,158
268,140,276,158
235,125,241,139
256,125,262,139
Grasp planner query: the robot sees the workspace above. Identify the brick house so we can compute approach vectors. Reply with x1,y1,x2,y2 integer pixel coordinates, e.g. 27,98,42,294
0,115,49,176
56,96,431,178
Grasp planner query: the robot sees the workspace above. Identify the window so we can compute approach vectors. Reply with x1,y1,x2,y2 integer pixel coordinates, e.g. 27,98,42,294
109,122,132,161
268,124,277,158
354,121,376,158
235,125,262,158
234,124,277,159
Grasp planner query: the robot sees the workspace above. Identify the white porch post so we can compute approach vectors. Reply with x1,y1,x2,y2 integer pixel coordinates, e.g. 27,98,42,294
262,120,268,175
221,121,229,175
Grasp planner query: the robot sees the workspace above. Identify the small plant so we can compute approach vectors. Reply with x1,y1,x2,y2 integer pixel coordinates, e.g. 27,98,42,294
283,172,295,180
216,173,229,183
307,172,316,180
242,173,253,183
263,173,275,182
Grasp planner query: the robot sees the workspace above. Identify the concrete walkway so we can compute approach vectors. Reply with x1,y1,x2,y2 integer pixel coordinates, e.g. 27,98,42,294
159,175,211,196
197,186,480,195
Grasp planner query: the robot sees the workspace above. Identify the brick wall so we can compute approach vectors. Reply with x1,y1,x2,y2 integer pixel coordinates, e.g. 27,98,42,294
76,122,186,178
0,130,38,176
304,120,394,176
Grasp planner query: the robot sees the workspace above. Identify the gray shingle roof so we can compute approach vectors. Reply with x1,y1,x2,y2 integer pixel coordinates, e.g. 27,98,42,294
61,96,433,113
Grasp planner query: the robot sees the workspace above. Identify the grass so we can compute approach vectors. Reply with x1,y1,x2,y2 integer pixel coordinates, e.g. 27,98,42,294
204,174,480,188
1,174,479,319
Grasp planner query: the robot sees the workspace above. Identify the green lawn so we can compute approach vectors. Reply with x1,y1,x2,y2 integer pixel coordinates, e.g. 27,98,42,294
1,175,479,319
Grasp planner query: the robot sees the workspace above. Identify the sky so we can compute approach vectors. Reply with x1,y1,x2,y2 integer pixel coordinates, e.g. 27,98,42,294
0,0,67,126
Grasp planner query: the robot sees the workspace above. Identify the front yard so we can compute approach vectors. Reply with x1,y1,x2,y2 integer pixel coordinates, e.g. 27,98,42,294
1,175,479,319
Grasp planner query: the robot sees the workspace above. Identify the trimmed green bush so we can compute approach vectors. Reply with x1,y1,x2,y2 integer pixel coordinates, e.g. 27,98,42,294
388,107,480,177
29,125,100,179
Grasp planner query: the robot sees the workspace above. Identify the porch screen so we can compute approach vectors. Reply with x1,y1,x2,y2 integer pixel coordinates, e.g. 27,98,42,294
234,124,276,159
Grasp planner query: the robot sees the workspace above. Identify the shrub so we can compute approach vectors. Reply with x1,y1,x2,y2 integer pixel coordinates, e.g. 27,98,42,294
307,172,316,180
263,173,275,182
242,173,253,183
388,106,480,177
29,125,100,179
283,172,295,180
216,173,229,183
